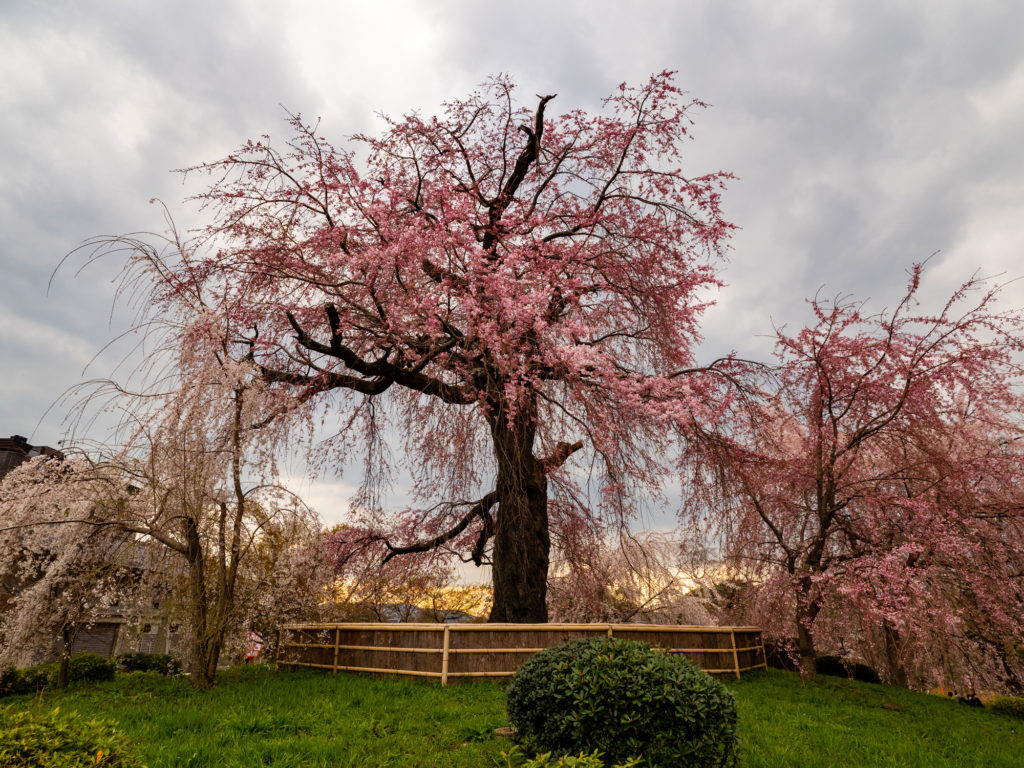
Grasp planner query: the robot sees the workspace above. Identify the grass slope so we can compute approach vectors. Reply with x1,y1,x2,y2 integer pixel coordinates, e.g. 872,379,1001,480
2,666,1021,767
733,669,1022,768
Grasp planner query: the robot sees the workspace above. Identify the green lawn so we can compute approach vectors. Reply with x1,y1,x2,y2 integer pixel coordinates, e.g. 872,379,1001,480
2,666,1021,767
731,669,1022,768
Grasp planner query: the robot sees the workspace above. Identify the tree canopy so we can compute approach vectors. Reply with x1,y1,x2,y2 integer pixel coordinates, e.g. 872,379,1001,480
145,72,737,621
688,265,1024,688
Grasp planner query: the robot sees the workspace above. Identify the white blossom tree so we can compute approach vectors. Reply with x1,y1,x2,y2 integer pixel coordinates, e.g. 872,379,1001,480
0,454,158,687
2,260,325,688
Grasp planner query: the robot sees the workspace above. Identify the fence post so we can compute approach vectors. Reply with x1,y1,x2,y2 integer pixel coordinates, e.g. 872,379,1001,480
759,631,768,670
333,627,340,673
730,629,741,680
274,628,282,668
606,624,613,639
441,625,451,686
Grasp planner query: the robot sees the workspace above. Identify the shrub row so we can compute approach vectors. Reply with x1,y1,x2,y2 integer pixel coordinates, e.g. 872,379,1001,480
1,652,179,699
762,640,881,683
116,652,182,676
988,696,1024,719
0,664,54,697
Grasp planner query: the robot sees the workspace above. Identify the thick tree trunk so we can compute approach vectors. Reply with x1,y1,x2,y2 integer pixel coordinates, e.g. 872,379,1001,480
796,618,817,679
184,516,217,689
487,396,549,623
795,579,820,678
56,625,74,689
882,621,909,687
204,633,223,684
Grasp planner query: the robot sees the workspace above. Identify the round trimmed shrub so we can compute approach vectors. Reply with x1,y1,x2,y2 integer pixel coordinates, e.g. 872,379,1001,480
20,664,56,691
0,664,22,698
506,637,738,768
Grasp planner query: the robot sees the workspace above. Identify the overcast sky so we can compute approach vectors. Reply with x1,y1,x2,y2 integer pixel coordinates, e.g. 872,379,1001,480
3,1,1023,525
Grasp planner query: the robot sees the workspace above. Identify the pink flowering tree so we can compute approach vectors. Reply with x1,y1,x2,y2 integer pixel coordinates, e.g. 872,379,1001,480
687,265,1024,685
127,72,736,622
316,525,486,621
547,530,714,625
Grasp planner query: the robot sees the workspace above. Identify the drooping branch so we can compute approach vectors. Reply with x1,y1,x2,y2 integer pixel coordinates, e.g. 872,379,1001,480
382,491,499,563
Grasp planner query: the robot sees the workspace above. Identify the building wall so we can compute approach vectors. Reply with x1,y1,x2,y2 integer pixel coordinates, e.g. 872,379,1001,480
72,623,121,657
0,435,31,480
0,435,64,482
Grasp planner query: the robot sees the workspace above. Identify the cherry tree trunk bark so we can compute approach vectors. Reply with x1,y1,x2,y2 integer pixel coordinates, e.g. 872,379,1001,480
487,396,549,623
882,621,909,687
184,516,218,689
795,577,820,678
56,626,74,689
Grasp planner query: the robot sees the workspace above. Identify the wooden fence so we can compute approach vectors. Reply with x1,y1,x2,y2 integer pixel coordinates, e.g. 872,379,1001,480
276,623,766,684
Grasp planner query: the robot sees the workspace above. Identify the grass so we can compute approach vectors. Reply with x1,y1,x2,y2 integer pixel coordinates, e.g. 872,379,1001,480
731,669,1023,768
3,666,509,767
2,665,1022,767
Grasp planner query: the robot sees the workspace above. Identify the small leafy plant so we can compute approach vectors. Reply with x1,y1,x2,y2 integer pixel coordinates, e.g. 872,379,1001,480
501,745,642,767
506,637,737,768
0,705,143,767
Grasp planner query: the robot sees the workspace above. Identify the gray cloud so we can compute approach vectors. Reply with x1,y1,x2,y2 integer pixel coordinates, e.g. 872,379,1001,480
2,0,1023,523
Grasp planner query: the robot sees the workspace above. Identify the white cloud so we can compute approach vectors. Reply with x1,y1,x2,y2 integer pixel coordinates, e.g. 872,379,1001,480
278,472,359,527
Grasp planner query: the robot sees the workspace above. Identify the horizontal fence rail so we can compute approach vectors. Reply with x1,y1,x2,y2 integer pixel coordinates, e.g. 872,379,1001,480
276,623,767,684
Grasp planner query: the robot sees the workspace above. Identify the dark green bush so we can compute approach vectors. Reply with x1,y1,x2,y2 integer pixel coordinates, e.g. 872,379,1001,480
0,705,143,767
67,652,116,684
814,655,880,684
117,652,182,675
506,637,737,768
1,656,121,697
1,664,55,698
814,655,847,678
763,639,799,672
849,662,881,684
989,696,1024,719
0,665,20,698
0,665,20,697
22,664,56,691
